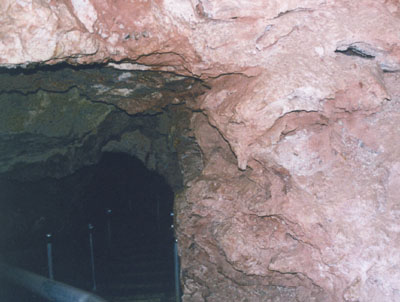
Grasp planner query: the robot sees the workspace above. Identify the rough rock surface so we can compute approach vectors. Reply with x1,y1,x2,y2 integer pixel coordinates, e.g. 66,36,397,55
2,0,400,301
0,66,202,189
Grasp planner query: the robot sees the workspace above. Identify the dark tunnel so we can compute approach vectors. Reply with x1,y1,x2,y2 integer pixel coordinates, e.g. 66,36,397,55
0,152,177,301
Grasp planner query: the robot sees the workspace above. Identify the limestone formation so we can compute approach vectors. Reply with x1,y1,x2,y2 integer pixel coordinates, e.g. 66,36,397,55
1,0,400,301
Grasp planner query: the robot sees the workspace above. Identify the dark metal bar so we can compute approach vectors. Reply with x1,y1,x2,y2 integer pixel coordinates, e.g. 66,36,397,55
170,212,181,302
0,262,108,302
105,209,112,248
156,199,160,234
174,239,181,302
46,233,54,280
88,223,97,292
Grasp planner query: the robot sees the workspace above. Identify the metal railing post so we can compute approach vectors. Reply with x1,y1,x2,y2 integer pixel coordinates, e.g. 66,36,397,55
173,239,181,302
170,212,181,302
46,233,54,280
156,199,160,234
105,208,112,248
88,223,97,292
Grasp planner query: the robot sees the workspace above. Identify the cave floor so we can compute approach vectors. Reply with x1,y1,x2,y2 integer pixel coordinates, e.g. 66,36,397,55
96,212,176,302
1,206,176,302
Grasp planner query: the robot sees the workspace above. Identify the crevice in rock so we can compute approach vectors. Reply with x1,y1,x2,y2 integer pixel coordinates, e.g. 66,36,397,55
335,43,400,73
335,44,376,59
0,63,208,115
272,7,314,20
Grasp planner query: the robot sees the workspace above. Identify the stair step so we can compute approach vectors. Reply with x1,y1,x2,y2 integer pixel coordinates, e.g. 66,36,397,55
112,298,162,302
107,258,172,265
105,261,173,272
100,275,172,286
105,261,172,269
92,231,176,302
111,250,173,258
106,292,175,302
108,271,173,282
101,279,174,289
100,284,174,297
107,254,172,263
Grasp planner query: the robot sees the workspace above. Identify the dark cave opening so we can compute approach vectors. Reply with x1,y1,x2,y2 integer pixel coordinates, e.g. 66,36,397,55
0,62,204,301
78,151,175,247
0,151,176,301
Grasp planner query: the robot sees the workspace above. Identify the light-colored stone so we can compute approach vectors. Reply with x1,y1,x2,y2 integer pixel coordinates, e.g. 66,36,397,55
0,0,98,65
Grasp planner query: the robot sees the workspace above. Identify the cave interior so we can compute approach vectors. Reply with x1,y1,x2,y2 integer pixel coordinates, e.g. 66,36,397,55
0,63,203,301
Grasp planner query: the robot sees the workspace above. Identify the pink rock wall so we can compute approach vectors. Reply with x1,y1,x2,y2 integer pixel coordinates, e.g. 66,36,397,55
2,0,400,301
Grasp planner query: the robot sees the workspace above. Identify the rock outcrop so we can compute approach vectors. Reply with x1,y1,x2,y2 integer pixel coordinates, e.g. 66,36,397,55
1,0,400,301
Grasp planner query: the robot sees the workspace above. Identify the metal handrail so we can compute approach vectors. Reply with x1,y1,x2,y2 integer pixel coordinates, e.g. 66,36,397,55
0,262,108,302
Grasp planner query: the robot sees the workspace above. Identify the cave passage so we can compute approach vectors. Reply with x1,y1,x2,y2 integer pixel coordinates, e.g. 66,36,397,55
0,152,176,301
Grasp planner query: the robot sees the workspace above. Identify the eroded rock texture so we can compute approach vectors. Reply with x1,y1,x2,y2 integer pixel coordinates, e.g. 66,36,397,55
0,66,204,189
1,0,400,301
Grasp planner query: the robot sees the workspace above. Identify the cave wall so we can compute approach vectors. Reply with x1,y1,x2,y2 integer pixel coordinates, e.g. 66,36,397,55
2,1,400,301
0,65,204,263
0,66,203,189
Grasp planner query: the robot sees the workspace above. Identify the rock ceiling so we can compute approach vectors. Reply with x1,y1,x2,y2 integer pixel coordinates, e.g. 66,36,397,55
0,65,205,188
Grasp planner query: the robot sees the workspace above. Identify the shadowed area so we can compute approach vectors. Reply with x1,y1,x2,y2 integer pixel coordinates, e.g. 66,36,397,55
0,152,176,302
